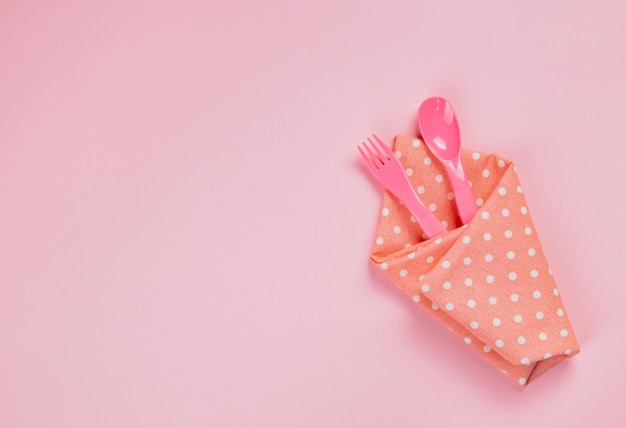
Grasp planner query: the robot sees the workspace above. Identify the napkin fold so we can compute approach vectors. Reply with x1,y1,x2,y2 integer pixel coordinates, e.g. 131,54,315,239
370,134,579,387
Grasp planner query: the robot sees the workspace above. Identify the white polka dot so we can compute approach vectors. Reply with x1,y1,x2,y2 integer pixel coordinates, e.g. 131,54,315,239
470,321,479,329
524,227,532,235
467,299,476,308
498,159,505,167
445,303,454,311
564,349,572,355
483,233,492,241
380,263,388,270
517,185,523,194
424,157,432,165
421,284,430,292
462,236,471,244
407,252,416,260
426,256,434,263
464,278,473,286
464,337,472,344
441,221,448,228
432,303,438,310
405,243,412,249
492,318,501,327
376,237,384,245
495,339,504,348
429,203,437,212
544,352,552,358
472,152,480,160
510,293,519,302
530,269,539,278
521,206,528,215
539,332,548,341
508,272,517,281
519,377,527,385
417,186,425,194
443,281,452,290
410,216,417,223
482,169,490,177
532,290,541,299
483,345,491,353
486,275,495,283
501,208,510,217
382,207,390,216
399,269,408,277
393,226,401,234
395,151,402,158
536,312,544,320
557,308,564,317
405,168,414,176
447,192,454,200
463,257,472,266
481,211,490,220
498,187,506,195
528,248,536,256
513,314,522,323
412,295,420,302
435,174,443,183
518,337,527,345
506,251,515,259
419,274,426,281
489,296,497,305
442,260,450,268
560,329,569,337
504,230,513,238
434,237,443,245
476,198,484,206
484,253,494,262
553,288,559,296
412,139,421,147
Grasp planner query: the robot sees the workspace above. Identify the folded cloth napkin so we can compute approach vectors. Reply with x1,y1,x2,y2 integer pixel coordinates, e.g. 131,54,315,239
370,134,580,387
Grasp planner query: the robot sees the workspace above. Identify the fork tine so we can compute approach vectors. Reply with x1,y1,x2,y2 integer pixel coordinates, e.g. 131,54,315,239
357,144,378,171
362,141,382,168
372,134,395,159
367,136,389,163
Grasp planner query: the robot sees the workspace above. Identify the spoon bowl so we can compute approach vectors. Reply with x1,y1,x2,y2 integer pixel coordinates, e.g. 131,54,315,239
417,97,477,224
417,97,461,161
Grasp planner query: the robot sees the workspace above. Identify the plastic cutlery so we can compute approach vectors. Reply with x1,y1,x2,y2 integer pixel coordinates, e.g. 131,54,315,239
358,135,446,239
417,97,477,224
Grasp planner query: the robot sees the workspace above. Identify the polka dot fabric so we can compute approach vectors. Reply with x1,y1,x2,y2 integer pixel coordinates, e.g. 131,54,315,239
370,134,579,387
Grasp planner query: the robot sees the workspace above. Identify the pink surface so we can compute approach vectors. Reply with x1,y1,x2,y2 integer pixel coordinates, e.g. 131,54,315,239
1,1,624,427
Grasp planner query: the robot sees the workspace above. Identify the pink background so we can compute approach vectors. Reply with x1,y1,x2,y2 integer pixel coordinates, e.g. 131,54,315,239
1,1,624,426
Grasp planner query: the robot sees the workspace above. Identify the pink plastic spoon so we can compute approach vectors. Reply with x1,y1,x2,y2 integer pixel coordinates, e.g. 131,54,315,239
417,97,477,224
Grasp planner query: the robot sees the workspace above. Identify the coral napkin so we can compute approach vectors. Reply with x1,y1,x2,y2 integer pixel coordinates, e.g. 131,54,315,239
370,134,579,387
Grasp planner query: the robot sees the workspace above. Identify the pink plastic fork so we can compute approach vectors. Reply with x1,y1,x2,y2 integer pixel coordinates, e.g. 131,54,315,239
358,135,446,239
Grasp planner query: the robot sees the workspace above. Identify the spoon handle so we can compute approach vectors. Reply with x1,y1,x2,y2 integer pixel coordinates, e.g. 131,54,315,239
444,161,477,224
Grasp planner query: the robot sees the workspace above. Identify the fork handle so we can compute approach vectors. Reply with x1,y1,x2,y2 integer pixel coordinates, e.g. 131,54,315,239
393,186,447,239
